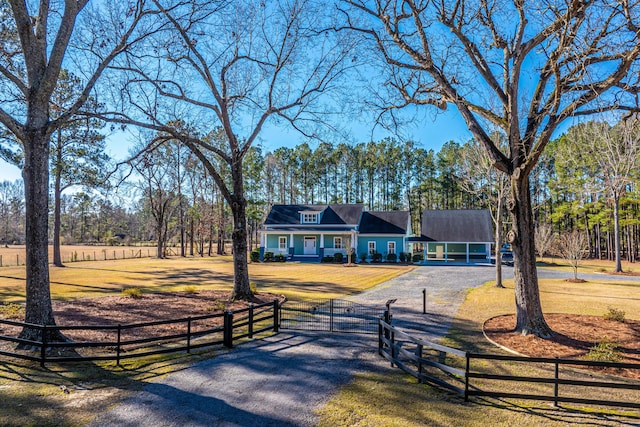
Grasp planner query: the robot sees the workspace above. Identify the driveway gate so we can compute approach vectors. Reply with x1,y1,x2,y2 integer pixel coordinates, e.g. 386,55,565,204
280,299,383,334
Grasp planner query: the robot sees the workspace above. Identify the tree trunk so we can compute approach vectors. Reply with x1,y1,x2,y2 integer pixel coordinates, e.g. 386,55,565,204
53,132,64,267
509,173,551,338
494,196,504,288
613,195,622,273
230,175,252,300
18,129,66,343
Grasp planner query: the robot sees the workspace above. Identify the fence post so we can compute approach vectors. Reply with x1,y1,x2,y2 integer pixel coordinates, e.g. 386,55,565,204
187,317,192,353
422,288,426,314
390,329,395,367
273,299,279,332
378,319,383,356
116,325,122,366
464,353,470,401
330,299,334,332
0,254,3,267
554,358,559,407
17,254,19,266
248,304,254,338
416,344,424,383
223,311,234,348
40,325,47,368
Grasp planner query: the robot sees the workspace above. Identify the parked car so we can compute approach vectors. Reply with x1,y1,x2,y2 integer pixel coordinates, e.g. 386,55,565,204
500,243,514,266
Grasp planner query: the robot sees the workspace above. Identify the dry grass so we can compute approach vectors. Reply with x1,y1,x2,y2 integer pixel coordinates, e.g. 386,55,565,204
0,256,411,303
318,264,640,426
0,256,410,426
0,244,159,267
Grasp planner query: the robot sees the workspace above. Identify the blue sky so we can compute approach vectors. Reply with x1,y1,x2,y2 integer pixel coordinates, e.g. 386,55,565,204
0,108,472,183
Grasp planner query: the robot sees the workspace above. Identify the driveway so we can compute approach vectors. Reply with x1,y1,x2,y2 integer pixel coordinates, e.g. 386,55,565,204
86,265,504,427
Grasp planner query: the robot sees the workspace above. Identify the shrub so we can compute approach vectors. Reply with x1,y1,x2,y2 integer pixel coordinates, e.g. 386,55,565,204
412,253,424,262
183,286,198,295
0,303,25,320
399,252,409,263
333,252,344,263
359,252,368,263
121,287,143,298
603,307,625,322
274,253,286,262
386,252,397,262
371,252,382,263
263,251,274,262
250,250,260,262
585,338,622,362
322,255,334,263
207,300,226,312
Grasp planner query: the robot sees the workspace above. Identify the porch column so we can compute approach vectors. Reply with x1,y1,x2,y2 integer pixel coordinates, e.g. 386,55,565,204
445,243,448,262
259,232,266,261
423,244,427,263
466,243,470,264
319,234,325,259
352,232,358,263
289,233,294,258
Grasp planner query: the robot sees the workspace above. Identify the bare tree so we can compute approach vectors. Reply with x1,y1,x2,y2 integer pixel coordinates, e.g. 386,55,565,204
341,0,640,337
106,0,357,300
130,140,179,258
0,1,155,341
535,223,555,263
459,135,509,287
564,120,640,273
558,231,588,281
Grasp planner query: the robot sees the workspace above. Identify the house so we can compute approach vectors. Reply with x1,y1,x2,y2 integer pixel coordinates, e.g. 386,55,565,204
259,205,492,264
259,204,411,262
408,209,493,263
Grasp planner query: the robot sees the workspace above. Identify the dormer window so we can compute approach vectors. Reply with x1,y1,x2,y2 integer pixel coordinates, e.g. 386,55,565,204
301,212,319,224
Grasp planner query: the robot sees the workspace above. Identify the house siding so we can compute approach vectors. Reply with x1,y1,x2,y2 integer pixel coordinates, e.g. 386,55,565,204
357,236,405,260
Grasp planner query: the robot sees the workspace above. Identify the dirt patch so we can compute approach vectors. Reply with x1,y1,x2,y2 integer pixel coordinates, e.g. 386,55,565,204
484,313,640,379
0,291,284,350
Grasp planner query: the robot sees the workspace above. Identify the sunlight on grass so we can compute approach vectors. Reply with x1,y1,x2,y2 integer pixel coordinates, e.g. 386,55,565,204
0,257,411,302
317,265,640,427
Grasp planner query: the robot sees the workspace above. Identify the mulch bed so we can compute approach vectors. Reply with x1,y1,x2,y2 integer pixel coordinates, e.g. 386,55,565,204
0,291,284,353
484,313,640,379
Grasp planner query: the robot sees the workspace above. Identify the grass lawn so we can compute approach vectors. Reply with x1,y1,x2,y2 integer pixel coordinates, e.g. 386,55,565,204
0,256,411,426
0,255,411,302
317,261,640,426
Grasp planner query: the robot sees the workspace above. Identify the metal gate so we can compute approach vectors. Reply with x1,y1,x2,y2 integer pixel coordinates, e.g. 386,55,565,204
280,299,383,334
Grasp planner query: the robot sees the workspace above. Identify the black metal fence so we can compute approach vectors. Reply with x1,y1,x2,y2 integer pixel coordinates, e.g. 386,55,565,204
0,300,280,367
379,319,640,410
280,299,382,334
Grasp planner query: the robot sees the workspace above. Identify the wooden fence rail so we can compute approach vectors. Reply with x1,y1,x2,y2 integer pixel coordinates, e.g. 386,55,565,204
378,319,640,410
0,300,280,367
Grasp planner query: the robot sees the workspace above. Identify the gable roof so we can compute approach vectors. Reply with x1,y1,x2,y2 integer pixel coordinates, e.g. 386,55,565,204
358,211,410,234
264,204,364,226
419,209,493,242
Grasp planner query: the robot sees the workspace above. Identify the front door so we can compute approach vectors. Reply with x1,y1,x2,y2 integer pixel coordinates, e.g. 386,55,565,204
304,236,316,255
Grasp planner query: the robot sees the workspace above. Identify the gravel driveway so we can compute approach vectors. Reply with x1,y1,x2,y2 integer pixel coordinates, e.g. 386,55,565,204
86,265,508,427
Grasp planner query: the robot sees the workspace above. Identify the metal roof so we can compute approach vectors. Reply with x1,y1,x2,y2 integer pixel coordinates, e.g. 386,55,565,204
418,209,493,242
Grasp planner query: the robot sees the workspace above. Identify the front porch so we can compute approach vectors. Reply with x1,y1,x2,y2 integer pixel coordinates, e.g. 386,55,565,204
409,242,491,264
260,231,357,262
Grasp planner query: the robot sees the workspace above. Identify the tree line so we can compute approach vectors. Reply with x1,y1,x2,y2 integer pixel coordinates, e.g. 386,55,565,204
1,0,639,340
2,120,638,267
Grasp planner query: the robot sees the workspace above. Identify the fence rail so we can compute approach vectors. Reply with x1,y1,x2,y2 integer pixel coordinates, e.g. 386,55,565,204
0,300,280,366
378,319,640,410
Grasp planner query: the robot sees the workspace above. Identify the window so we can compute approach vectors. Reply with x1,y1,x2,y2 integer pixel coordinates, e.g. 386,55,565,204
302,213,318,224
387,241,396,254
278,236,287,250
368,241,376,255
334,237,343,249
